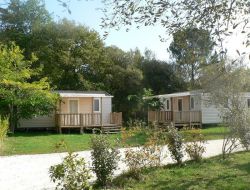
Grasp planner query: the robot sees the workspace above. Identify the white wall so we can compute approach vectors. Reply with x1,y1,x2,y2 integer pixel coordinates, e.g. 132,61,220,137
102,97,112,124
19,115,55,128
201,95,222,124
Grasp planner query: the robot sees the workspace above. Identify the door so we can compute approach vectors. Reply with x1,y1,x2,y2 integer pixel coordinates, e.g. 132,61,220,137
177,99,183,121
69,100,79,125
178,99,183,111
69,100,78,113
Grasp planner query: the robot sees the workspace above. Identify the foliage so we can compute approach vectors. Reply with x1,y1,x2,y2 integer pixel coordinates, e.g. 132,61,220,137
127,88,164,120
49,152,92,190
200,59,250,158
122,125,168,179
141,58,187,94
101,0,250,58
32,19,110,90
0,117,8,142
185,130,206,162
169,27,214,88
0,43,58,132
0,0,51,57
167,124,184,164
90,134,120,187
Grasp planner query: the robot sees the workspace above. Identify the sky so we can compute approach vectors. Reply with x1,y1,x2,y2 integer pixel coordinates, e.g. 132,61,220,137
44,0,250,62
44,0,170,61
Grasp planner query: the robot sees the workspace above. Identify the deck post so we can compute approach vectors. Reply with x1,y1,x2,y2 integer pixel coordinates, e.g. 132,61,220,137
189,111,191,128
80,113,83,134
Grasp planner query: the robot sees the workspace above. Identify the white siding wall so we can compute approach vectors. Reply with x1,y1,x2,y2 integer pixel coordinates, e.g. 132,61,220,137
19,115,55,128
102,97,112,124
201,95,222,124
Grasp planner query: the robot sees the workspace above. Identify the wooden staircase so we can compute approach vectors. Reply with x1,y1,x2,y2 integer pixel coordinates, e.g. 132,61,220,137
101,125,122,134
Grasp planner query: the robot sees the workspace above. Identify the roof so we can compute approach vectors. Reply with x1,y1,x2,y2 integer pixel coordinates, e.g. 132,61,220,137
54,90,113,98
147,90,203,99
147,90,250,99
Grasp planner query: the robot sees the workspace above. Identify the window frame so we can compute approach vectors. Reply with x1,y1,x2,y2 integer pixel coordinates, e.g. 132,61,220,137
93,98,101,113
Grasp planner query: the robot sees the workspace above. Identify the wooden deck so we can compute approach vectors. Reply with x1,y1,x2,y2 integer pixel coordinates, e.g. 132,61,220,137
56,112,122,133
148,110,202,128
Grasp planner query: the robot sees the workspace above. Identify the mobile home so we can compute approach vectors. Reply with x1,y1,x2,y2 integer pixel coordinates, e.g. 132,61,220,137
148,90,250,127
19,91,122,133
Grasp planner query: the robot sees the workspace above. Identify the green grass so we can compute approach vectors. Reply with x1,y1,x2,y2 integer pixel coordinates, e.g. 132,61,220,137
1,131,120,156
112,151,250,190
182,124,227,141
0,125,226,156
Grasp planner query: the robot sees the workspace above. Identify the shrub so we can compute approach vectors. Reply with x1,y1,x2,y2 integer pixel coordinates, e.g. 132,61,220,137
49,152,92,190
185,131,206,162
167,124,184,165
90,134,120,187
123,127,167,179
0,117,8,142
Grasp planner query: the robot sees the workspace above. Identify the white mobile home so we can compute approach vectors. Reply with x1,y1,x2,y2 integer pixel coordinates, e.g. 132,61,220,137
19,91,122,133
148,90,250,126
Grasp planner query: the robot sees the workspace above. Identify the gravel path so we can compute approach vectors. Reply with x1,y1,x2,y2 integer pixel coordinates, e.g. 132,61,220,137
0,139,244,190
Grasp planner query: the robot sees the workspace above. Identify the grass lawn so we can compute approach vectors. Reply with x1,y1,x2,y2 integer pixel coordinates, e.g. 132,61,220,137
0,132,120,156
0,125,226,156
112,151,250,190
182,124,227,141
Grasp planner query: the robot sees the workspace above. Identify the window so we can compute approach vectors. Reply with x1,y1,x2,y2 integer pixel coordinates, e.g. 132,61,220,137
247,99,250,108
190,97,194,110
93,98,100,112
166,99,170,110
69,100,78,113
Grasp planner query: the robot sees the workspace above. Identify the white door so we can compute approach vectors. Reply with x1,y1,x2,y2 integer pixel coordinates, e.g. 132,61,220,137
69,100,79,125
69,100,78,113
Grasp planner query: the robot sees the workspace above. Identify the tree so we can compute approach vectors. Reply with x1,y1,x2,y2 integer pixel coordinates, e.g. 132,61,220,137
169,28,214,88
200,58,250,158
0,43,58,132
141,58,186,94
0,0,51,58
31,19,109,90
104,46,144,120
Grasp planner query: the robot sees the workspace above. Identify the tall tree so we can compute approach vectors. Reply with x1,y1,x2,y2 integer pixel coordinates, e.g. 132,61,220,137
0,0,51,58
104,46,143,120
169,28,214,88
31,19,109,90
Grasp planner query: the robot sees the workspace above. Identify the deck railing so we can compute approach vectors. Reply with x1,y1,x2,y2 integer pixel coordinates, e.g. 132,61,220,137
56,112,122,127
148,110,201,124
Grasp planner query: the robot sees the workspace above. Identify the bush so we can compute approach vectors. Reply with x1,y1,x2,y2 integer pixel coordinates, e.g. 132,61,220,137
123,127,167,179
0,117,8,142
185,131,206,162
49,152,92,190
90,134,120,187
167,124,184,165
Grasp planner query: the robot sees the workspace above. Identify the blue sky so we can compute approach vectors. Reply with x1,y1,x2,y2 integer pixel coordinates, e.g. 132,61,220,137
44,0,170,60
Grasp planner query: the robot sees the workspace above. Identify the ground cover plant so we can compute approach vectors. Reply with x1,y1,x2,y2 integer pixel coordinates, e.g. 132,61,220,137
112,151,250,190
